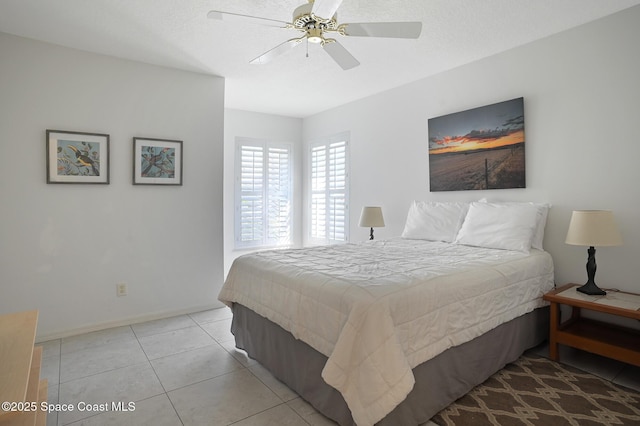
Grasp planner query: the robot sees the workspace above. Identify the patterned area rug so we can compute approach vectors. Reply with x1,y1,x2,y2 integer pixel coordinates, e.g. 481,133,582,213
432,354,640,426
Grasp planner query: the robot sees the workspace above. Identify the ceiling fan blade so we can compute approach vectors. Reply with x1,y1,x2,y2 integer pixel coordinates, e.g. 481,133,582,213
207,10,289,28
342,22,422,38
311,0,343,20
323,40,360,70
250,38,303,64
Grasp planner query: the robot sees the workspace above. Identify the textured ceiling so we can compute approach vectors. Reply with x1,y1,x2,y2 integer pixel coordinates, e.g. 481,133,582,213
1,0,639,117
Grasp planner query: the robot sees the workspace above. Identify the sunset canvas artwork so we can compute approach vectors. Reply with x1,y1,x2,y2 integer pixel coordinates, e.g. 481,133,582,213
428,97,525,191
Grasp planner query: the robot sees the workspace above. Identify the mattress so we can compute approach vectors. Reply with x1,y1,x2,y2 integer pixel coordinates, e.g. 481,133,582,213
219,238,554,425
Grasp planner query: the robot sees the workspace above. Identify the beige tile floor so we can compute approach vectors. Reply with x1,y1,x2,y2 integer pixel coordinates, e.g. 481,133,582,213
36,307,640,426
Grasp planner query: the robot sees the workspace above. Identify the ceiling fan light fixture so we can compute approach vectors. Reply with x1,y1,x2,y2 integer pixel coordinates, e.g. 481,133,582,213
307,28,324,43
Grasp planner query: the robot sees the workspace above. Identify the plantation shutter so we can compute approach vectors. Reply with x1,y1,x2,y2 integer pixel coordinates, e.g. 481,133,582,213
235,139,292,248
238,145,264,246
266,146,291,245
328,141,347,242
310,145,327,240
310,136,349,244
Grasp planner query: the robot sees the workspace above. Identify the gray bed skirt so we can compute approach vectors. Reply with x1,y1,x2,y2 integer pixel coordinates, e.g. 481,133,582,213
231,304,549,426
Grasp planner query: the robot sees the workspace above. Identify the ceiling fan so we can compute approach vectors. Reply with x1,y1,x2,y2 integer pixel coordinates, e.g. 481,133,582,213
207,0,422,70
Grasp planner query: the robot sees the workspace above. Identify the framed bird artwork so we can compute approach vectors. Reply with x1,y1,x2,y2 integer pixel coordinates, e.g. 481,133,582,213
133,137,183,186
46,130,110,184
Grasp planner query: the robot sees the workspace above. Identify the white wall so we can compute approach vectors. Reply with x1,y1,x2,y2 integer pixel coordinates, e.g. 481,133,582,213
0,33,225,340
223,109,303,274
303,6,640,293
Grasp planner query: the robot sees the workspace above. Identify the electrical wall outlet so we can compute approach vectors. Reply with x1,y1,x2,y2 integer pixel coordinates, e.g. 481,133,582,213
116,283,128,297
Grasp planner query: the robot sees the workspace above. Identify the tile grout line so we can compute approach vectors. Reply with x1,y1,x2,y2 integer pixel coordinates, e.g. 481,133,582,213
226,401,312,426
135,329,186,426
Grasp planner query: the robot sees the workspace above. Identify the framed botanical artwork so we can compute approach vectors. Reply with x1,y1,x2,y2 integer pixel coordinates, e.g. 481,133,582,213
428,97,525,191
133,137,183,185
46,130,110,184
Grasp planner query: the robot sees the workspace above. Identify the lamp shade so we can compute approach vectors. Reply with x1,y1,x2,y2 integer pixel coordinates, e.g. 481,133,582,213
565,210,622,247
359,206,385,228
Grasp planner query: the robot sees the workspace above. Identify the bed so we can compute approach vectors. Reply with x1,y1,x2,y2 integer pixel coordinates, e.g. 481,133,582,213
219,201,554,425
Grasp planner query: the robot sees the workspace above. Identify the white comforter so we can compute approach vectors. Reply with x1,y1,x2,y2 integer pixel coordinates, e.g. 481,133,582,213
219,239,554,426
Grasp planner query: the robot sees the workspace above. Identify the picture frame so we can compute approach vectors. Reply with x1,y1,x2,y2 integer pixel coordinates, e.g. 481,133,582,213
133,137,183,185
46,129,110,184
428,97,525,192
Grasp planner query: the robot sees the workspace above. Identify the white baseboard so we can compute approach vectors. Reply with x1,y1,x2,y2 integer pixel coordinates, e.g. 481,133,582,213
35,302,225,343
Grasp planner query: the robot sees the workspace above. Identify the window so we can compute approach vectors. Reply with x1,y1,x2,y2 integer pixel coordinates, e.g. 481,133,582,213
235,138,292,249
309,134,349,244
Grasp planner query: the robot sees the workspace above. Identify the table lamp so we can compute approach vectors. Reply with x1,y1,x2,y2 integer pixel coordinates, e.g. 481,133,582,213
359,206,385,240
565,210,622,295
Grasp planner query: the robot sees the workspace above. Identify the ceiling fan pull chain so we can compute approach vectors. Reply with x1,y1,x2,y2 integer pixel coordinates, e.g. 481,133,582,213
306,37,309,58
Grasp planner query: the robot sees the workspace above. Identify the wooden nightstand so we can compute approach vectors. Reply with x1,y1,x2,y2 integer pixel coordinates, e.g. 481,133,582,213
543,284,640,366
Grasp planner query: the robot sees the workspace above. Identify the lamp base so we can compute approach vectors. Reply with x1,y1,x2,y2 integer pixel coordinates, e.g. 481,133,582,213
576,280,606,296
576,246,606,295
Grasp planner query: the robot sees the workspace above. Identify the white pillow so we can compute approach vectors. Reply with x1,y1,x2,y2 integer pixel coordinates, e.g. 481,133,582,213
478,199,550,250
402,201,469,242
455,202,539,253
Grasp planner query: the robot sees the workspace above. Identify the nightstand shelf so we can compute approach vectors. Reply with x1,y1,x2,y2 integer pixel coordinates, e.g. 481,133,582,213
544,284,640,367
